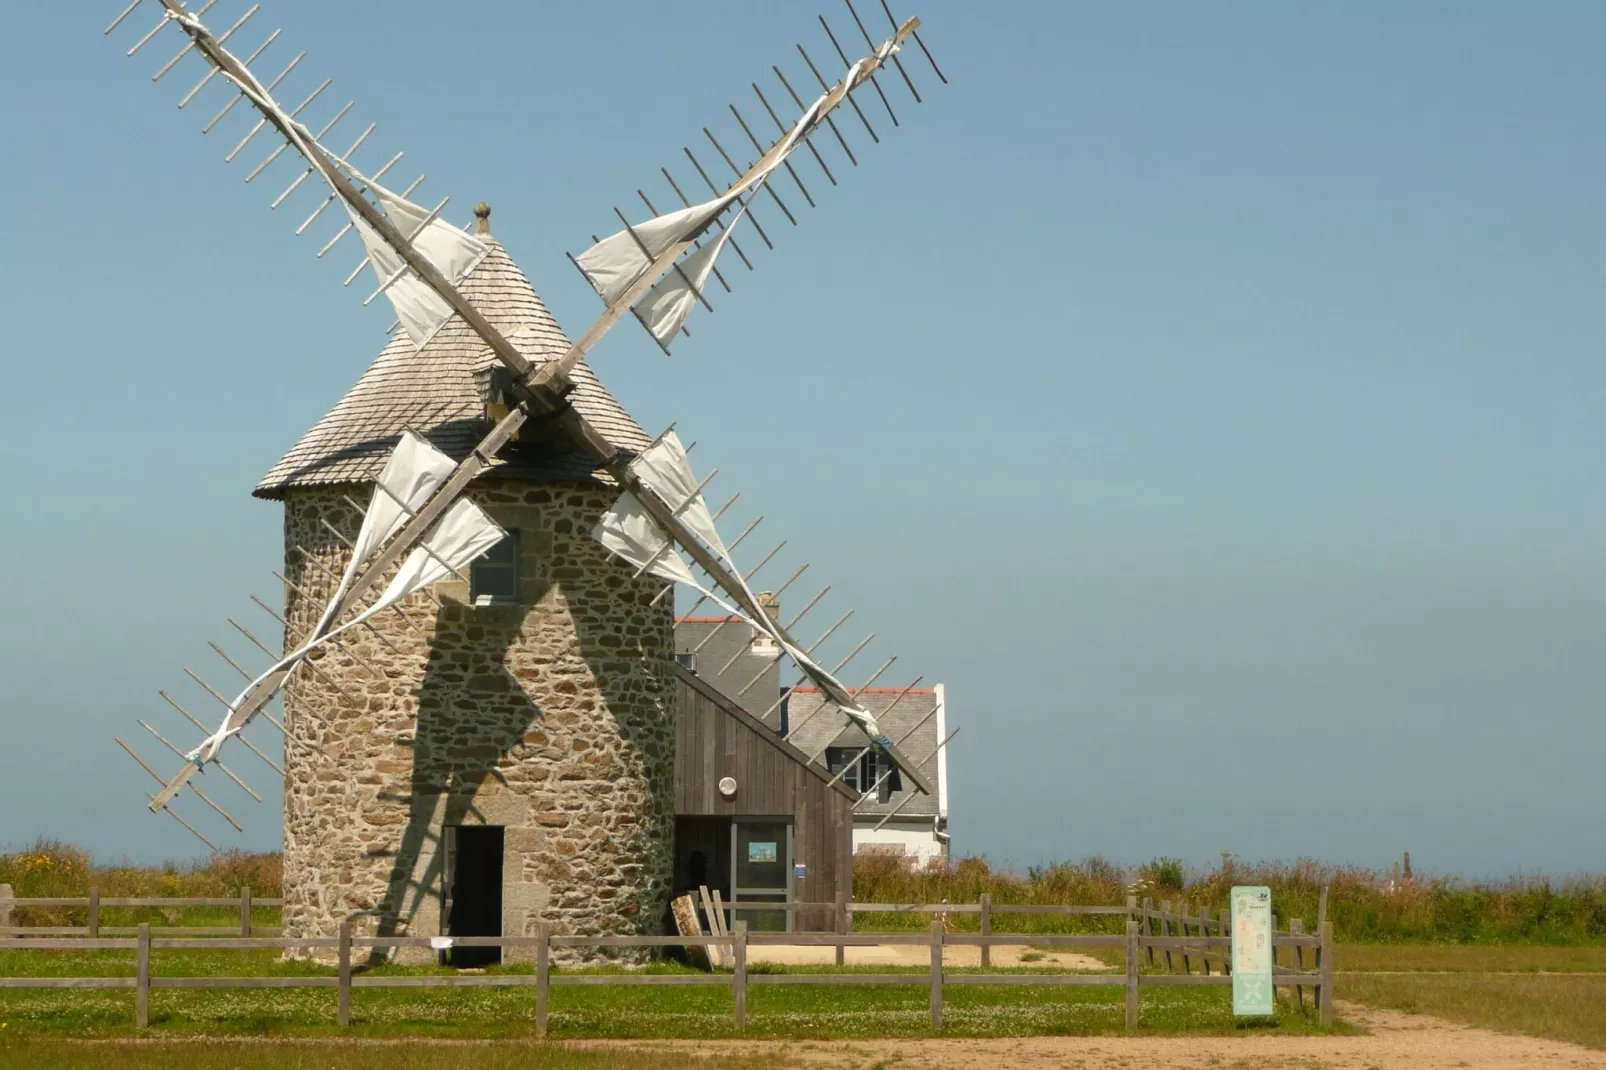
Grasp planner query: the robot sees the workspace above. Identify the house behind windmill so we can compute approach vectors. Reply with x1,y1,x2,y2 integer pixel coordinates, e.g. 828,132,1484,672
255,207,857,962
676,617,951,866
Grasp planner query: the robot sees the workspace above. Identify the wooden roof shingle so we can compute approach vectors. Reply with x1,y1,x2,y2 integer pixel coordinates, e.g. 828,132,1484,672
255,239,649,499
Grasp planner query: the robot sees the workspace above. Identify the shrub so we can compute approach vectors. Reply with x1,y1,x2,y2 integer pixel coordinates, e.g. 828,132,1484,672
851,852,1606,944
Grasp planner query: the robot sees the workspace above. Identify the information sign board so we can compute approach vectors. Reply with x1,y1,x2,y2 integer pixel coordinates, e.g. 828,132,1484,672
1231,885,1274,1015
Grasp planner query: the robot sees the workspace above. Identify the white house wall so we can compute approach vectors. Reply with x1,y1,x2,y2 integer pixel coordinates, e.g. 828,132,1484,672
853,822,948,867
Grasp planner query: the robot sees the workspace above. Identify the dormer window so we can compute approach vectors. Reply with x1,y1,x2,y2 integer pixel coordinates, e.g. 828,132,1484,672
473,364,526,439
470,531,519,606
826,747,902,803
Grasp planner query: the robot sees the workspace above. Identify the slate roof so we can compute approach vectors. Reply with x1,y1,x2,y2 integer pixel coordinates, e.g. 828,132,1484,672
255,238,651,498
674,617,783,724
785,688,944,818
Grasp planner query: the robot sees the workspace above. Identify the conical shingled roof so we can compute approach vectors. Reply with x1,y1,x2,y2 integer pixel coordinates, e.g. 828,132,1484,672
254,238,650,499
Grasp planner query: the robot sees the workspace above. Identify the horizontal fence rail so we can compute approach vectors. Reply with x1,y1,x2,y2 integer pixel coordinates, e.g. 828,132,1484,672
0,886,281,938
0,893,1335,1032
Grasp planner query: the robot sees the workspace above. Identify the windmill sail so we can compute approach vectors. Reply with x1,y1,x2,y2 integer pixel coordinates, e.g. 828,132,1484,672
315,430,457,634
565,16,923,364
153,432,503,803
634,203,751,346
347,185,490,348
184,494,505,771
571,35,887,347
591,430,930,791
594,493,707,591
575,197,736,307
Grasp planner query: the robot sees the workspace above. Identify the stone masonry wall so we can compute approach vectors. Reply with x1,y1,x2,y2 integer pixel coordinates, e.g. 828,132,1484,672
278,480,676,963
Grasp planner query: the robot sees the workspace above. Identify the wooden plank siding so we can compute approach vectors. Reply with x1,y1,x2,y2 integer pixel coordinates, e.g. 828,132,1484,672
674,666,855,930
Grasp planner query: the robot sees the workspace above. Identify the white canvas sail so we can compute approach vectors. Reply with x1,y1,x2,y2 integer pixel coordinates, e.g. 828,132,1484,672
575,197,735,306
635,205,749,348
347,183,489,349
315,431,458,635
192,499,506,764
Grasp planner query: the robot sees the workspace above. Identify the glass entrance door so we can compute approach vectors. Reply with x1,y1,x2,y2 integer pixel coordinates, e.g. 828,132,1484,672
731,819,791,932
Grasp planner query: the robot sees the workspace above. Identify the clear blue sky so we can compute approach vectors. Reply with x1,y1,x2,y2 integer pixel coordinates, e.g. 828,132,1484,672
1,1,1602,878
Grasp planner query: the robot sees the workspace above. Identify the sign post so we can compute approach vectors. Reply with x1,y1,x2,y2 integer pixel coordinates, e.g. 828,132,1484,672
1231,885,1274,1016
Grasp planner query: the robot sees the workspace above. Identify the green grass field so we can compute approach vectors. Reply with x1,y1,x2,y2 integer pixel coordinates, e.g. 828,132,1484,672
6,843,1606,1061
1331,944,1606,1052
0,947,1331,1041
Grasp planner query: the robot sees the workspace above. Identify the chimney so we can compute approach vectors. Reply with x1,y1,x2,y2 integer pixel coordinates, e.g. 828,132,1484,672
749,592,781,653
474,201,492,236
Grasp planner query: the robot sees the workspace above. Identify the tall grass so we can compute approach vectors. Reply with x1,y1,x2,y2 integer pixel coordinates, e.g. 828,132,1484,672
853,853,1606,945
0,839,280,927
6,841,1605,944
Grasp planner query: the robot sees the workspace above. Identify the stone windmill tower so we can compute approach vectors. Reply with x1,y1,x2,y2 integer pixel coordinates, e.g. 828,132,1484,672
109,0,947,964
253,207,674,957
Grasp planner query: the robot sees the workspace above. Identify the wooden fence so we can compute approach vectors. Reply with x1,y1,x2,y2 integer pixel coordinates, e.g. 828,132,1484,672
0,886,280,937
0,893,1335,1033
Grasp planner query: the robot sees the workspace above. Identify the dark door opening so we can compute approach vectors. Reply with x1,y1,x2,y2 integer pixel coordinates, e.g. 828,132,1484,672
443,825,503,967
673,816,732,900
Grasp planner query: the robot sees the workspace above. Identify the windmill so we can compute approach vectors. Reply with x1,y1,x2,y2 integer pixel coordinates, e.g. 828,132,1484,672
105,0,953,950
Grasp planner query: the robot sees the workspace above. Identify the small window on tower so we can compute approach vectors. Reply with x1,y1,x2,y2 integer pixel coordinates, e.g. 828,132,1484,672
470,531,519,606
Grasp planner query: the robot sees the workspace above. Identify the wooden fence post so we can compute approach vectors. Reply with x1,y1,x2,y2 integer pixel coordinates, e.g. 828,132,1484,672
1290,918,1305,1008
1142,897,1155,967
733,920,748,1032
337,919,352,1028
1194,904,1209,977
1124,915,1139,1029
1178,902,1193,975
240,886,253,938
979,892,991,969
836,900,847,968
535,922,550,1037
135,922,150,1029
0,884,12,931
1220,909,1232,975
1158,899,1173,973
930,920,944,1031
88,886,101,939
1318,920,1334,1027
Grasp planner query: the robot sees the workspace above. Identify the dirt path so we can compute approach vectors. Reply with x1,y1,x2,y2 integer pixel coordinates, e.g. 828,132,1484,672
575,1003,1606,1068
747,943,1106,970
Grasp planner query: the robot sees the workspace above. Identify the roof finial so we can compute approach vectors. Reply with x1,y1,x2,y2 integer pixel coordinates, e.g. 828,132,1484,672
474,202,492,236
